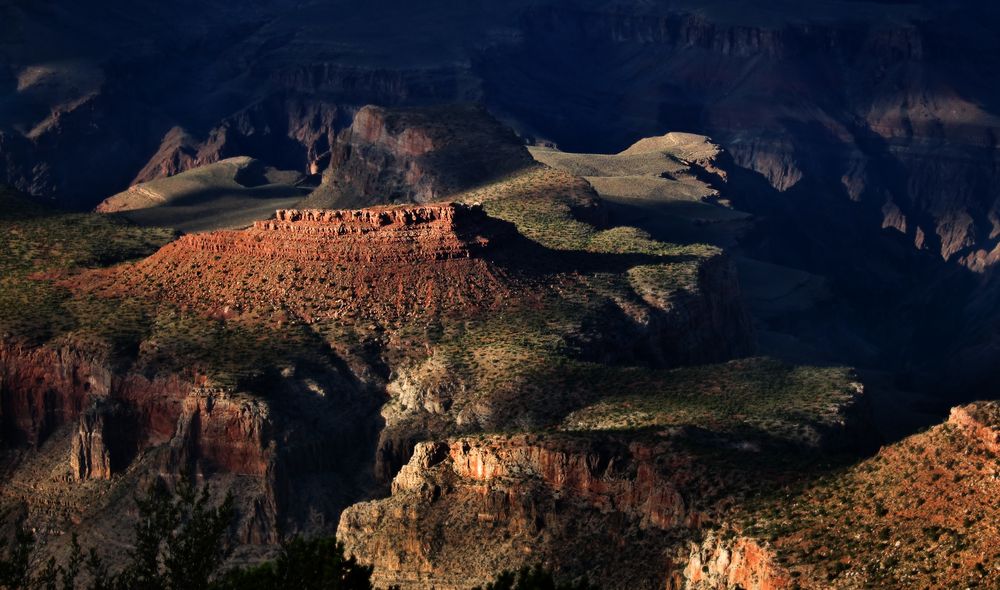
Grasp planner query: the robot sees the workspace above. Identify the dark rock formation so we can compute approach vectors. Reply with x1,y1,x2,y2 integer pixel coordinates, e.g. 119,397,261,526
306,105,534,208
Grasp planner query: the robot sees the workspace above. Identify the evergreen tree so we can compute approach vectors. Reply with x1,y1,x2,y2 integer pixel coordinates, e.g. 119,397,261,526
476,565,599,590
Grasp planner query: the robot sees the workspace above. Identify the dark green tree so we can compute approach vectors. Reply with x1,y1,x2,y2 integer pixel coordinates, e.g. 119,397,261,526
211,536,375,590
476,565,599,590
116,478,234,590
0,526,35,590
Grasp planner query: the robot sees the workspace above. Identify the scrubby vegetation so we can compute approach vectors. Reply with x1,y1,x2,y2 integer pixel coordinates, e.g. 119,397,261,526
474,565,599,590
738,420,1000,588
0,481,597,590
562,358,859,442
0,190,329,387
454,165,716,265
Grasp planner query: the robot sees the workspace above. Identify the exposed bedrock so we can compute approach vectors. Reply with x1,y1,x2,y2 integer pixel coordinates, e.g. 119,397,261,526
307,104,535,208
682,532,791,590
0,336,381,547
338,435,710,589
339,421,863,590
0,340,191,449
947,401,1000,456
479,4,1000,270
4,3,1000,275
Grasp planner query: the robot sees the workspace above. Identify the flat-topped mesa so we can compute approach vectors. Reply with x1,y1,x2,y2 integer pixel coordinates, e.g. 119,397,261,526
183,202,508,263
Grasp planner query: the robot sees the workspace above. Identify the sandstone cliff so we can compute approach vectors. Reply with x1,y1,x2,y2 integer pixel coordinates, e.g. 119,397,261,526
339,434,707,589
682,533,791,590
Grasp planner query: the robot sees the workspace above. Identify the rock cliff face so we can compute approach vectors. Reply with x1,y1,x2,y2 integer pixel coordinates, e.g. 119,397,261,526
343,423,869,590
240,204,507,263
683,533,791,590
0,333,380,550
169,390,273,478
70,400,136,481
339,434,710,589
947,401,1000,455
130,98,344,187
307,105,535,208
0,340,191,450
482,3,1000,272
444,436,699,530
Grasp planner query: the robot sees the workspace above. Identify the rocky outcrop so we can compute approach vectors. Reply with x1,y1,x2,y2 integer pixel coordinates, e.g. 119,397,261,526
158,203,508,264
338,434,711,589
70,400,136,480
308,105,534,208
168,390,273,477
5,2,1000,280
443,436,697,530
0,342,103,447
683,533,792,590
70,404,113,480
0,333,380,549
0,340,191,449
130,98,344,187
948,401,1000,455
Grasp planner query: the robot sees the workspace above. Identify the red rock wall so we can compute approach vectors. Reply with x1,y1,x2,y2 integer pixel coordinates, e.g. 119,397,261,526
0,340,193,463
169,392,273,477
948,402,1000,455
683,532,792,590
169,203,500,264
444,436,696,530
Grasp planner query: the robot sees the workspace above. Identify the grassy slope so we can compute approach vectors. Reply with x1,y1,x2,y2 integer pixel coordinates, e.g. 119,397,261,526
98,158,308,233
740,414,1000,589
0,188,325,386
562,358,859,444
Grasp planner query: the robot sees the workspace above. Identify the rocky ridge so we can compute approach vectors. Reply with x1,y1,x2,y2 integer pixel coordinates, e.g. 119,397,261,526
338,359,868,589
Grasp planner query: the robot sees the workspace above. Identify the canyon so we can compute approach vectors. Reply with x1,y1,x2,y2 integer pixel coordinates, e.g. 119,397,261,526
3,99,996,586
0,132,758,575
2,4,1000,584
3,0,999,273
4,1,999,400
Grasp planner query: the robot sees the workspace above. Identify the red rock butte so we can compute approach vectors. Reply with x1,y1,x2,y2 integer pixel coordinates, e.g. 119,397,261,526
179,202,506,264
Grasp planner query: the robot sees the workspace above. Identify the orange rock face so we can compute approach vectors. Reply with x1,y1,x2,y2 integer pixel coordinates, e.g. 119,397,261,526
315,105,535,207
948,401,1000,455
350,107,436,159
683,533,792,590
444,436,696,530
209,203,503,263
70,405,114,480
169,391,273,477
0,340,192,450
